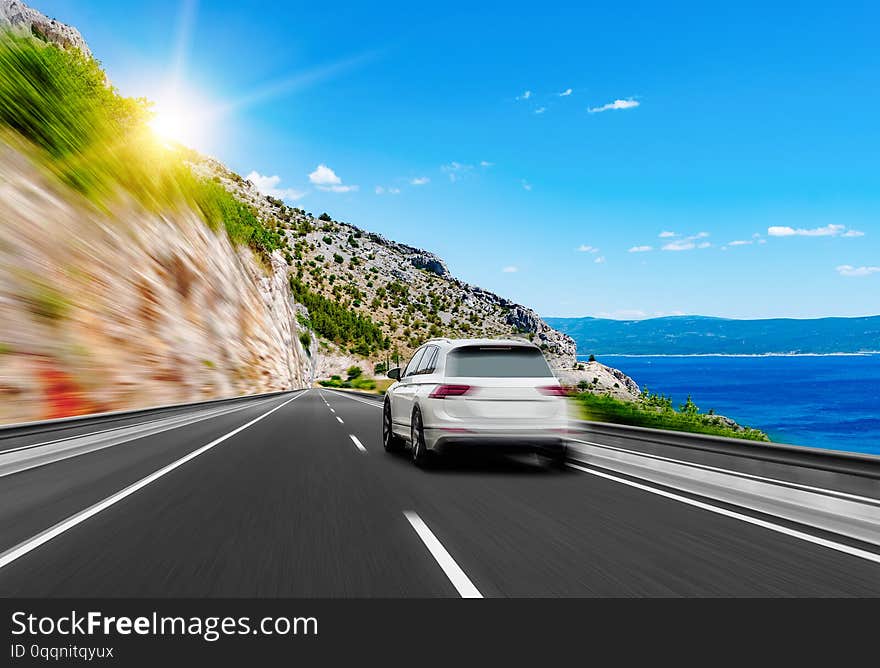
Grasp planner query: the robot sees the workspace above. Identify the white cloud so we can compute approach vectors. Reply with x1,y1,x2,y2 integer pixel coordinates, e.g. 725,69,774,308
375,186,384,195
245,171,306,201
308,164,358,192
661,232,711,251
502,265,519,273
375,186,400,195
843,229,865,237
480,160,494,168
534,106,546,114
410,176,430,185
442,161,473,182
308,164,341,186
516,90,532,100
662,240,696,251
559,88,572,97
594,256,606,264
767,224,851,237
577,245,600,253
628,245,653,253
836,265,880,277
727,240,752,246
659,231,676,238
521,180,533,191
588,98,640,113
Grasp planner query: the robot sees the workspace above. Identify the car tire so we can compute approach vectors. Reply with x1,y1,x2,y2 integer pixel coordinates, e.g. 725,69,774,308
410,406,431,468
540,444,568,470
383,398,405,452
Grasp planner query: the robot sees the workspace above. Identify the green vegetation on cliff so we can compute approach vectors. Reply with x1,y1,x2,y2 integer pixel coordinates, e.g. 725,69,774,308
0,33,285,262
289,277,389,356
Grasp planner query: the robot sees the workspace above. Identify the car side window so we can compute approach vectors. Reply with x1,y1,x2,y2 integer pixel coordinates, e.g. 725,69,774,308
416,346,439,375
403,348,426,378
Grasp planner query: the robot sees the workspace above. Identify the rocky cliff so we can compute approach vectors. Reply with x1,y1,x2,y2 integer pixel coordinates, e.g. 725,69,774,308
0,139,310,423
195,158,579,373
0,0,640,424
0,0,90,57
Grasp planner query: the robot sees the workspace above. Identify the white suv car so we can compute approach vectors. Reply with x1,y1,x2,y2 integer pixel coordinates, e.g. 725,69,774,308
382,338,570,467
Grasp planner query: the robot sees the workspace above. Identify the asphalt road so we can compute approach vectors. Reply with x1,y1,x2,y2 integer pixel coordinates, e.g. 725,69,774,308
1,388,879,597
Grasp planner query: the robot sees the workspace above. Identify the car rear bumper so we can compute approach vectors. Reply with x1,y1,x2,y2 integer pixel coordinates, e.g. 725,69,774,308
423,427,567,456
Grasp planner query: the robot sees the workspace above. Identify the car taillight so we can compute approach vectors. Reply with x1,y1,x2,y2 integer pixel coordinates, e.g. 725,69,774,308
429,384,472,399
538,385,569,397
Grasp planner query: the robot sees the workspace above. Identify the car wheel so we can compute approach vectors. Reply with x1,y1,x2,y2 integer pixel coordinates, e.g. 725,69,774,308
540,443,568,470
410,406,431,468
383,399,404,452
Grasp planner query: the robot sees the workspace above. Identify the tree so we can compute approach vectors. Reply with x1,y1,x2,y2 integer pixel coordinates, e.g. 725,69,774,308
588,353,596,362
680,395,699,415
347,365,363,380
319,212,332,222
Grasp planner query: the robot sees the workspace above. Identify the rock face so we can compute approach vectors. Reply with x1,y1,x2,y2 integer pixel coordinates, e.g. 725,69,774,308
554,361,641,401
0,0,92,57
0,142,309,423
197,158,579,368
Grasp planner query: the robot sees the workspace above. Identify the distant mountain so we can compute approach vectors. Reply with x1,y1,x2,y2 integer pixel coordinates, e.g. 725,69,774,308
544,315,880,355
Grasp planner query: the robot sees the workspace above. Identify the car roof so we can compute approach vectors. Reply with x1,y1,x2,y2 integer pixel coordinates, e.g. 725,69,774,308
422,337,539,351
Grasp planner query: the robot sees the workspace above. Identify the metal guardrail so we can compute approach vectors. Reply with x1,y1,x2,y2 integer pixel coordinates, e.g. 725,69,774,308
0,388,305,439
574,419,880,479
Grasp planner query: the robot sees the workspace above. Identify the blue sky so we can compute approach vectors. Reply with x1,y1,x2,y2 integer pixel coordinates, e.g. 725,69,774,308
35,0,880,319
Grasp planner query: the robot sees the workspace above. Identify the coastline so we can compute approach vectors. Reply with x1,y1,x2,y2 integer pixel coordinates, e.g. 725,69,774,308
584,354,880,454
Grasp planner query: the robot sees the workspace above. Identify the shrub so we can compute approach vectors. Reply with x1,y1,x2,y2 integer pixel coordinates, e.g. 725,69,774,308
574,392,768,442
289,277,389,355
346,365,363,380
350,377,376,390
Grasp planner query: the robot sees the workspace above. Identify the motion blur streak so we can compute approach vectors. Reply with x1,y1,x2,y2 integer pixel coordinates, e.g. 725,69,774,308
0,34,310,424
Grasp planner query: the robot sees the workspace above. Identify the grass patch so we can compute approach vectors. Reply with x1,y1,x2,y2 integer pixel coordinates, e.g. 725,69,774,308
0,32,286,262
317,377,377,391
573,391,769,442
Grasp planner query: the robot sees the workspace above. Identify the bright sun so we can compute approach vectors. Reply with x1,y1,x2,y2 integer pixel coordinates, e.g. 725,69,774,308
147,93,213,149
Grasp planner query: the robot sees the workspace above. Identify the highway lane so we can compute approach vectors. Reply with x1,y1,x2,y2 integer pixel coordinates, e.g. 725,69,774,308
0,393,289,453
1,388,880,596
0,393,298,556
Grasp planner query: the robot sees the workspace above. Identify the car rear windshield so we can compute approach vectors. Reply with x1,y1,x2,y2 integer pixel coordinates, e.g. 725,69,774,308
446,346,553,378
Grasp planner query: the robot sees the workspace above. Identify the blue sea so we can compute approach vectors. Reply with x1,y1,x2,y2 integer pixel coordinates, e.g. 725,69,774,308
578,354,880,455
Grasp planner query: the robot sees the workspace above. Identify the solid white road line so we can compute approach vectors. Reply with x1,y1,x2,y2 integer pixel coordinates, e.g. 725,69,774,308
349,434,367,452
568,437,880,506
336,416,344,424
568,463,880,566
403,511,483,598
0,396,279,457
327,390,383,408
0,391,306,571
